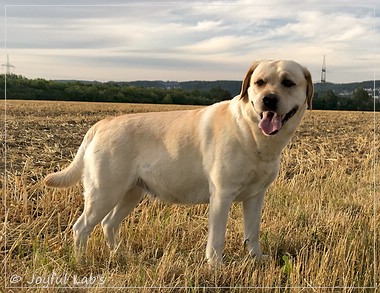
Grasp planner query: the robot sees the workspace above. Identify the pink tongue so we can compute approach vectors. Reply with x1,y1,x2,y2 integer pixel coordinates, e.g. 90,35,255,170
258,112,282,135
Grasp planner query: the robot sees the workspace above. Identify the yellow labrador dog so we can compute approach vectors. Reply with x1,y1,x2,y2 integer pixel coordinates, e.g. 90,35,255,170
45,60,313,265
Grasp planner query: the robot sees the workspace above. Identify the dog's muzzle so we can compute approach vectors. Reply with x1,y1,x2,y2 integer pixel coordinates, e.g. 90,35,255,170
258,106,298,136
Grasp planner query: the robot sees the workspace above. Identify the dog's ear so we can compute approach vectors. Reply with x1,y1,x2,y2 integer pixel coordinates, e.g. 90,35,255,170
239,60,262,100
303,66,314,110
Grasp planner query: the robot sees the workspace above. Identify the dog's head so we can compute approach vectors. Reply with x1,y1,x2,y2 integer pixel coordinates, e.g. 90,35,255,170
239,60,314,136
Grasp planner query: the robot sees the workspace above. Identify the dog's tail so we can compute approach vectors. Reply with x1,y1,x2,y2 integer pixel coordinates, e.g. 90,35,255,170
44,123,98,188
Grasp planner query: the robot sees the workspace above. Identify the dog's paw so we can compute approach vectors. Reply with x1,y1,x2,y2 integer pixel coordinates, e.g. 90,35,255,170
254,254,270,261
243,239,268,261
207,257,223,268
206,253,224,268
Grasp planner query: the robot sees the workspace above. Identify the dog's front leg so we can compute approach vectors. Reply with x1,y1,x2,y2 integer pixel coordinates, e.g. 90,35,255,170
206,194,233,266
242,191,266,260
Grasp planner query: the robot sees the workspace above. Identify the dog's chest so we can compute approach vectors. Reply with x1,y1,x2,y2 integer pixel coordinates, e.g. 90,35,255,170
231,159,280,201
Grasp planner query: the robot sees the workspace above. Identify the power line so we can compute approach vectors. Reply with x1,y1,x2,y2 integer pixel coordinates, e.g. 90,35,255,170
1,54,15,75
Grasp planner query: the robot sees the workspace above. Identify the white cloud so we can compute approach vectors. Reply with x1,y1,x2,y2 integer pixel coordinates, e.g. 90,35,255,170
2,1,379,83
178,35,252,54
193,20,223,31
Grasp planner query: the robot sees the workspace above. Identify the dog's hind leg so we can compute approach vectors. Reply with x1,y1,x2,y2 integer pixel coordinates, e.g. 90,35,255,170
101,186,143,250
72,185,126,257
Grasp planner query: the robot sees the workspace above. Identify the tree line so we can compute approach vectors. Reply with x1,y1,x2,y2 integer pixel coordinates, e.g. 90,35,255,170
313,88,378,111
0,74,378,111
0,74,231,105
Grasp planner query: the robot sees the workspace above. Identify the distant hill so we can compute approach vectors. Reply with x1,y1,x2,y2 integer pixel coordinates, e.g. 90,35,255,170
314,81,378,96
119,80,379,98
2,74,378,110
110,80,242,96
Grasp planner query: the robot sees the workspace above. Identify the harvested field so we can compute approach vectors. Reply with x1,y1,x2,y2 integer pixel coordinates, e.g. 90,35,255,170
1,99,379,292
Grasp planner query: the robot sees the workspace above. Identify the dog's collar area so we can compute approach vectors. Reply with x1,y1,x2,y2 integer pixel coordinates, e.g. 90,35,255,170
258,106,298,136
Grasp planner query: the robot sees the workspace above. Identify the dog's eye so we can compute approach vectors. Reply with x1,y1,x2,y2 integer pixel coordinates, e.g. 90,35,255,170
255,79,266,87
282,79,296,88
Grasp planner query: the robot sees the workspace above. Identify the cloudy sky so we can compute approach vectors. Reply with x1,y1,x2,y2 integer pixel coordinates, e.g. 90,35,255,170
1,0,379,84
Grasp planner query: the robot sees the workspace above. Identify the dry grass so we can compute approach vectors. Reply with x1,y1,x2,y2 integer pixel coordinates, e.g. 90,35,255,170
1,100,379,292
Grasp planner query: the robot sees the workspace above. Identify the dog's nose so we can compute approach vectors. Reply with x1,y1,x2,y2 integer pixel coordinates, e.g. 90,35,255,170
262,94,278,110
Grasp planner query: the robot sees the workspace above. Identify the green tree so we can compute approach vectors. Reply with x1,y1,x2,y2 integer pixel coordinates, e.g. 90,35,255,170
322,90,338,110
209,86,231,102
162,94,173,104
352,88,372,110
